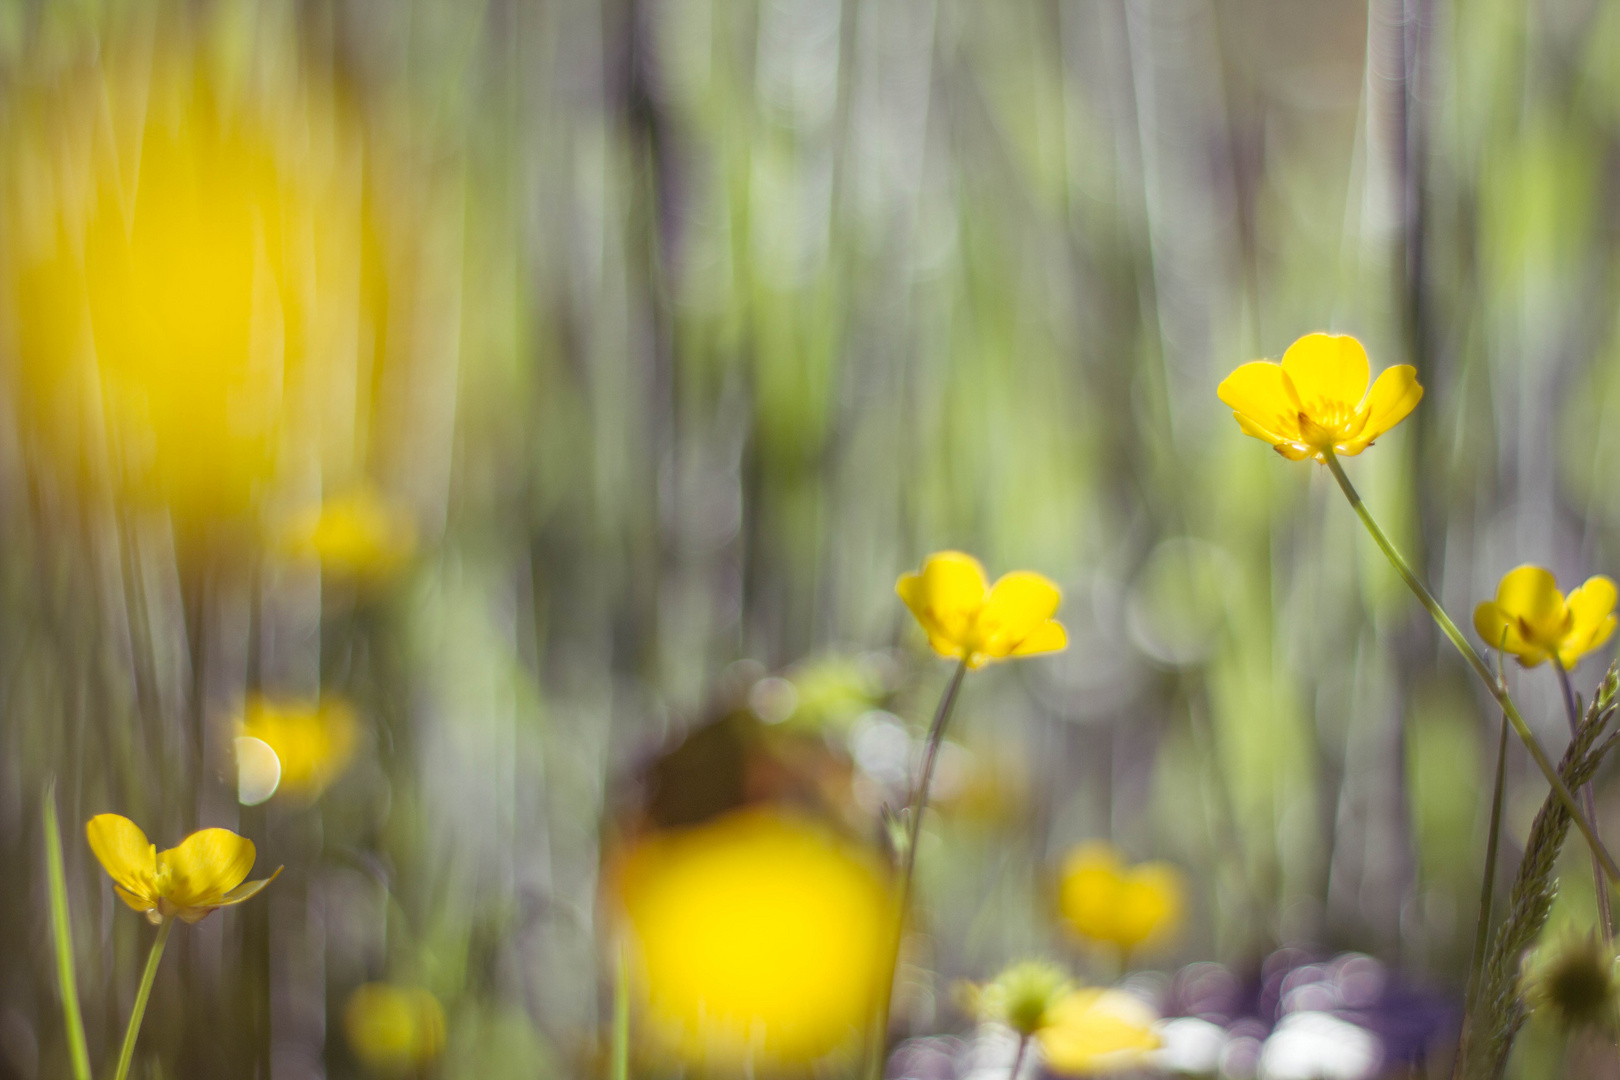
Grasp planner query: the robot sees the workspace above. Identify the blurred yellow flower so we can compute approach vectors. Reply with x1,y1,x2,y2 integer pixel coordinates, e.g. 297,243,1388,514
1037,988,1161,1075
614,810,893,1067
1058,842,1182,955
344,983,447,1074
896,551,1067,669
1217,333,1422,462
1522,931,1620,1031
4,45,385,527
1474,565,1618,670
281,490,417,581
238,696,360,803
85,815,280,924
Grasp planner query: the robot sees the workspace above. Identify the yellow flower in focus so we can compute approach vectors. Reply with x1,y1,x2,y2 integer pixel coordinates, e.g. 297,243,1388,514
896,551,1067,669
281,489,417,581
344,983,447,1074
1037,989,1161,1075
1474,566,1618,670
614,810,894,1067
238,696,359,803
85,815,280,924
1217,333,1423,462
1058,842,1182,955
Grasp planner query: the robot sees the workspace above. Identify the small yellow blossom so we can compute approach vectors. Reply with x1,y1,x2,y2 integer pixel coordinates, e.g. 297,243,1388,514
281,489,416,580
1058,842,1182,955
1037,988,1161,1074
86,815,280,924
344,983,447,1073
613,810,893,1067
1217,333,1423,462
1474,565,1617,671
238,696,360,803
896,551,1067,669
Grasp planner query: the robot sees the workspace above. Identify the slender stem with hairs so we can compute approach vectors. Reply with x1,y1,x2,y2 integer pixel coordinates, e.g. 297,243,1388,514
113,917,174,1080
867,656,971,1080
1321,450,1620,883
1557,664,1614,940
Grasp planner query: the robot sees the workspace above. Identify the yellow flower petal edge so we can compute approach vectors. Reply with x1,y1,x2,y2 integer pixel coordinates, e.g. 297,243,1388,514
86,814,280,924
1217,333,1422,462
1474,565,1617,671
896,552,1066,669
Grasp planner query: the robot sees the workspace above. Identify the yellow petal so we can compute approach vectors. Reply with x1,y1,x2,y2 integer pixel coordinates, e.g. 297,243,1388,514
1494,565,1567,648
1216,362,1302,444
1111,863,1183,950
978,571,1063,657
1009,619,1068,657
1037,989,1160,1074
1352,364,1423,446
1058,843,1125,943
897,551,989,653
1474,598,1550,668
215,866,284,907
1560,576,1618,668
86,814,157,900
112,884,157,913
158,828,256,908
1279,333,1370,429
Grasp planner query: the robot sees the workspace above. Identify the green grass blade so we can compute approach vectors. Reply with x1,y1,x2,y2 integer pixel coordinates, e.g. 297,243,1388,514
43,779,92,1080
611,944,630,1080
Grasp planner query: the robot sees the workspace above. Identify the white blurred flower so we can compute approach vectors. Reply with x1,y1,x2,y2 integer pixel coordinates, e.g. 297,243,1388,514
1152,1016,1227,1075
1258,1012,1380,1080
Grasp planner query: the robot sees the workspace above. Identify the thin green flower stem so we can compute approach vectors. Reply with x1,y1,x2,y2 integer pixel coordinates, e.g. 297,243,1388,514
1556,664,1614,940
113,917,173,1080
42,781,91,1080
1008,1032,1030,1080
1321,450,1620,884
866,656,971,1080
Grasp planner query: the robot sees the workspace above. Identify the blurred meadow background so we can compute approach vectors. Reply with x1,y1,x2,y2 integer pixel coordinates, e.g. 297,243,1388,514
7,0,1620,1077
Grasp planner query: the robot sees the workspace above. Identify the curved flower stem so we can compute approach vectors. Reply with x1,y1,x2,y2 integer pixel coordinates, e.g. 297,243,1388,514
1556,664,1614,940
866,656,971,1080
1321,450,1620,884
1008,1033,1030,1080
113,917,173,1080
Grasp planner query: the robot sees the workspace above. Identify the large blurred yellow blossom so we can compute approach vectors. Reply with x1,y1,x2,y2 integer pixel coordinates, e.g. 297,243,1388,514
344,983,447,1073
896,551,1066,669
614,810,893,1067
4,44,384,526
238,696,360,803
1058,842,1182,955
1217,333,1422,462
1474,566,1618,670
1037,989,1161,1074
281,490,417,580
86,815,279,924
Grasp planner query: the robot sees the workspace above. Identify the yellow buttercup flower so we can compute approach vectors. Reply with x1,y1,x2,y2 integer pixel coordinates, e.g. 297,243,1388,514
896,551,1067,669
1037,988,1161,1074
238,696,360,803
85,815,280,924
1058,842,1183,955
614,810,894,1067
1474,566,1618,670
344,983,447,1073
970,960,1075,1038
1217,333,1423,462
281,489,417,581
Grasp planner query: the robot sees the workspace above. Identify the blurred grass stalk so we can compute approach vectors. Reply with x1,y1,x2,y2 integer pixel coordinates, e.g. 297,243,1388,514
43,779,90,1080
